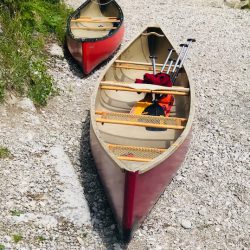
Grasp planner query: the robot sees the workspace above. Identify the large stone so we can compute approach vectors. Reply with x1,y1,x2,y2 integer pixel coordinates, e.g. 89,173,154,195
224,0,249,8
47,145,91,227
16,98,36,112
49,43,64,58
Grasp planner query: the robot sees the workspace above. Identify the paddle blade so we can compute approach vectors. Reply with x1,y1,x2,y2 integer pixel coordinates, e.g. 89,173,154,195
142,101,167,131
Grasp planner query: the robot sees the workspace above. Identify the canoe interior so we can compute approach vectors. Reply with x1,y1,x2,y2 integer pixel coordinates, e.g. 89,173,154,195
70,0,122,39
94,27,191,168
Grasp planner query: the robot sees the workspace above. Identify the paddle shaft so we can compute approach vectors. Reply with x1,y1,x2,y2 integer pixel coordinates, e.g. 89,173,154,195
171,44,188,76
171,39,196,83
161,49,175,72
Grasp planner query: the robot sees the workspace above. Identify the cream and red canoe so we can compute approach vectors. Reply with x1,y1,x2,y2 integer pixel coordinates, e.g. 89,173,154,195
90,24,195,241
66,0,124,74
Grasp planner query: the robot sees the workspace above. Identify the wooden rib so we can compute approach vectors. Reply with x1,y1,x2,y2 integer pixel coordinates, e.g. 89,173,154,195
95,111,187,122
108,144,166,153
100,81,190,92
142,32,165,37
72,19,120,23
115,60,165,67
96,118,185,130
100,86,189,96
71,27,117,31
117,156,152,162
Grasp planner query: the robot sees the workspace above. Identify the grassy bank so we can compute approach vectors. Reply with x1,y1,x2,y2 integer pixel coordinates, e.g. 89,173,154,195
0,0,72,105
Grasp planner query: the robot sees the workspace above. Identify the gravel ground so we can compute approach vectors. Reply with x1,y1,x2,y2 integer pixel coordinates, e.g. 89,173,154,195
0,0,250,249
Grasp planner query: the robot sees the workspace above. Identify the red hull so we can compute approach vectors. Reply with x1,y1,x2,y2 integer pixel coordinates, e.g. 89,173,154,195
82,25,125,74
66,0,124,74
90,125,192,241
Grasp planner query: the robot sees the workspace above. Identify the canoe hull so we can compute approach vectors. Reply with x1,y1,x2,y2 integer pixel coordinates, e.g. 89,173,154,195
67,25,124,74
90,124,192,241
66,0,124,74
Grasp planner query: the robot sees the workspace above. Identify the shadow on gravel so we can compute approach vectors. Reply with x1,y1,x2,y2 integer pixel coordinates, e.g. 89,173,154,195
63,42,121,79
79,111,128,249
63,41,85,79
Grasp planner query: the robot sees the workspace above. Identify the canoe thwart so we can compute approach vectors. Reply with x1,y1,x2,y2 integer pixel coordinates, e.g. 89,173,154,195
79,16,118,19
115,60,166,67
100,85,189,96
108,144,166,162
95,111,186,130
100,81,190,92
113,63,174,72
71,27,117,31
72,19,120,23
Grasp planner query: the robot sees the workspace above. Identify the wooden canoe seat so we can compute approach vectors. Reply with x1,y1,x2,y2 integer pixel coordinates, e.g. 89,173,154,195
100,85,189,96
108,144,166,162
95,111,186,130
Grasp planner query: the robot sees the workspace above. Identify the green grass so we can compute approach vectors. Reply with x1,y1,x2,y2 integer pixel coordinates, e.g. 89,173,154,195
37,235,46,242
0,244,5,250
10,210,23,216
0,0,72,105
12,234,23,243
0,147,10,158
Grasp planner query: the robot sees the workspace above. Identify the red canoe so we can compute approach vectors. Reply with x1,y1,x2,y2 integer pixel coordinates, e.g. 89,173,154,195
66,0,124,74
90,24,194,241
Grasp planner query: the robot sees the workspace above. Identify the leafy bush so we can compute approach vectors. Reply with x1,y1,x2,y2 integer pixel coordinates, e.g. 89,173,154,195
0,0,72,105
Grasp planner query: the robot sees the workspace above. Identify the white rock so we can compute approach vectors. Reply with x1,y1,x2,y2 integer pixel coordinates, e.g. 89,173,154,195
113,243,122,250
46,145,91,227
12,213,58,227
77,237,85,246
198,207,207,216
16,98,36,112
49,43,64,58
181,219,192,229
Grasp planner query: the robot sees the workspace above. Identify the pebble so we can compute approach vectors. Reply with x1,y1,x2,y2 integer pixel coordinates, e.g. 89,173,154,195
198,207,207,216
181,220,192,229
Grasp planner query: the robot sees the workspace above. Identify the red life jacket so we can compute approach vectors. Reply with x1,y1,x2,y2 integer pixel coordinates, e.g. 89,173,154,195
158,94,174,117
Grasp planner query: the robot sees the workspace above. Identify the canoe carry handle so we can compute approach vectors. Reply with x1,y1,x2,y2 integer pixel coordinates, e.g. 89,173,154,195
91,0,114,5
142,32,165,38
